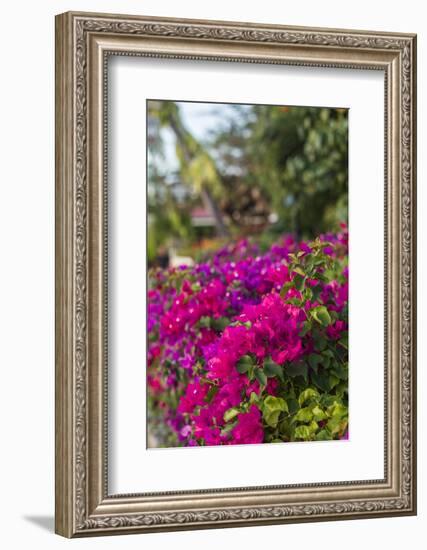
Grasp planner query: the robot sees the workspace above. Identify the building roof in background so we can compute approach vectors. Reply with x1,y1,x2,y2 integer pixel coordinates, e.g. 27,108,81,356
191,206,215,227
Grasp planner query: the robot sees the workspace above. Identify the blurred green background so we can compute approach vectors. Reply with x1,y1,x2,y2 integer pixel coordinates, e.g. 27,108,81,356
147,100,348,268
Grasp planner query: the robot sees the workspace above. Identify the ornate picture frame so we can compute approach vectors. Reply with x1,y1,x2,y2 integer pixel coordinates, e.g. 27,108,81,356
55,11,417,537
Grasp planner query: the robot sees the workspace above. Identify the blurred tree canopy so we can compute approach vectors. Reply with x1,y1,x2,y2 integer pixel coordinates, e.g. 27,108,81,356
149,101,228,234
245,105,348,238
210,104,348,238
147,101,348,263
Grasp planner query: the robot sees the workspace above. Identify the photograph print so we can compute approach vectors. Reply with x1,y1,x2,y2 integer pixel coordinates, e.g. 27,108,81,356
146,100,349,448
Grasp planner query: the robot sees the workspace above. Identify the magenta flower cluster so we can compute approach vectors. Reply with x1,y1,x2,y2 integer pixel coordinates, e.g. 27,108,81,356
148,226,349,447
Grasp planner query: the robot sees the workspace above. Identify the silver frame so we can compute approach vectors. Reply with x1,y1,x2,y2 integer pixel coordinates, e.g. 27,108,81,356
55,11,417,537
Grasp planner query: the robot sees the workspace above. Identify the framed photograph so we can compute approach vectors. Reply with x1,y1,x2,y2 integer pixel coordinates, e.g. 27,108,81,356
55,11,417,537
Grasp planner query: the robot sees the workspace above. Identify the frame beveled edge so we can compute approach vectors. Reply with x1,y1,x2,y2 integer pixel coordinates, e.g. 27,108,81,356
55,11,417,538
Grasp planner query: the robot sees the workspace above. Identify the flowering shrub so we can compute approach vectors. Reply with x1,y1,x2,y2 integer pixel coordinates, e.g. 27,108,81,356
147,225,348,447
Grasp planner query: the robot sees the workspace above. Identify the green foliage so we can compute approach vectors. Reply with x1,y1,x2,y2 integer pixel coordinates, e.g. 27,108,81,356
236,354,253,374
223,407,240,422
261,242,349,443
311,306,332,326
263,357,285,382
262,396,288,428
247,105,348,238
254,368,267,387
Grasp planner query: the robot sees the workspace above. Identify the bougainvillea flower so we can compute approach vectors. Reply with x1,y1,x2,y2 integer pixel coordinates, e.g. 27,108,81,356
231,405,264,445
147,226,349,447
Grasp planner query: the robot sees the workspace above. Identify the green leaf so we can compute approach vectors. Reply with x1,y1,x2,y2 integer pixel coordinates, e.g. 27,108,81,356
316,429,333,441
322,268,335,282
329,374,340,389
328,402,348,419
335,381,348,398
236,362,250,374
298,388,319,407
312,369,340,392
293,273,305,291
278,418,292,437
322,356,331,369
221,420,238,435
263,359,285,382
313,333,328,351
308,420,319,433
287,398,299,415
286,360,308,382
311,284,323,303
205,385,219,404
294,425,311,440
327,416,348,435
264,410,282,428
293,266,305,276
311,405,327,421
263,395,288,414
223,407,240,423
303,287,313,301
295,407,313,423
320,394,337,408
280,281,292,298
249,391,259,405
198,316,211,328
255,368,267,387
336,345,347,362
308,353,322,373
329,310,339,322
332,363,348,380
212,317,230,331
325,401,348,436
311,306,332,326
262,397,287,428
338,333,348,349
299,320,312,338
236,354,253,374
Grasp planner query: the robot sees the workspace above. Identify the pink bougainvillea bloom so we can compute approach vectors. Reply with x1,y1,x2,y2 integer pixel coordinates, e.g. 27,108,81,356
177,380,209,414
147,225,349,447
326,320,347,340
231,405,264,445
